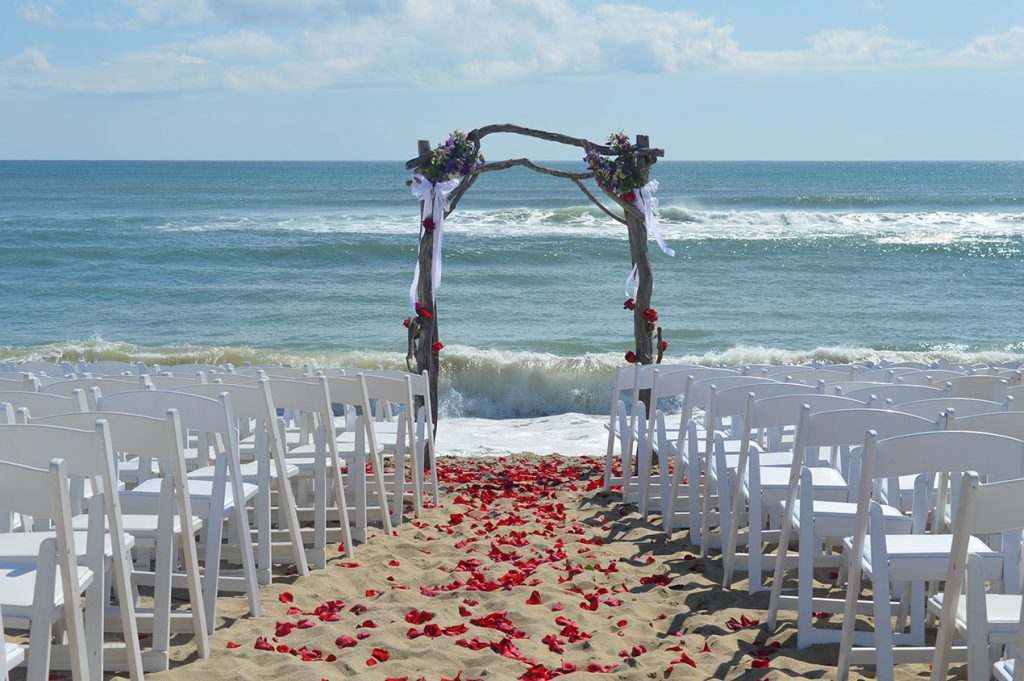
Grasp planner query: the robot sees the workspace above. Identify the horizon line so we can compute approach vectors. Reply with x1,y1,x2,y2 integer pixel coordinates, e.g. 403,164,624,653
3,158,1023,163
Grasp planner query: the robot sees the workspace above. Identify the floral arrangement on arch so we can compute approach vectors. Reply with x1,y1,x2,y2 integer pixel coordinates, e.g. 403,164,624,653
584,132,648,201
418,130,485,184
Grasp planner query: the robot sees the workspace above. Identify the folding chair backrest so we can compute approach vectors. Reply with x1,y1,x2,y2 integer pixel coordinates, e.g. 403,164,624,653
761,365,813,377
688,376,777,413
887,361,930,370
829,381,889,395
155,364,220,376
13,361,72,377
80,360,138,376
782,368,854,384
798,407,939,449
211,373,264,386
39,377,139,397
0,376,38,392
896,369,967,386
947,410,1024,439
30,409,184,471
267,377,332,416
895,397,1006,420
40,377,141,410
173,382,269,423
246,365,311,379
868,430,1024,481
712,382,819,427
747,393,864,430
944,374,1010,401
360,374,414,411
841,383,945,406
0,390,87,419
147,374,208,389
97,390,233,454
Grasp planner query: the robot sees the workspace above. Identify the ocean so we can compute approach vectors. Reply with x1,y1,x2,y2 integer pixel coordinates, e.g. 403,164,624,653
2,160,1023,421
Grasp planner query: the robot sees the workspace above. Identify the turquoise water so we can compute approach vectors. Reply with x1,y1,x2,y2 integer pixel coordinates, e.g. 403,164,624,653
2,160,1023,415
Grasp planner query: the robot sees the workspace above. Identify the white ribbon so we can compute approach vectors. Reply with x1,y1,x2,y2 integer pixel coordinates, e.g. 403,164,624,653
625,179,674,298
409,173,460,314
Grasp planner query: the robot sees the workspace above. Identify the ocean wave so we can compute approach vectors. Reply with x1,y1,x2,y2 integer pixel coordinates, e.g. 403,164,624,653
4,339,1024,419
148,206,1024,248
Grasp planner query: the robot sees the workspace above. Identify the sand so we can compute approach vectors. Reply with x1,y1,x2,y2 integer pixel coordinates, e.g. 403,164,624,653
124,454,939,681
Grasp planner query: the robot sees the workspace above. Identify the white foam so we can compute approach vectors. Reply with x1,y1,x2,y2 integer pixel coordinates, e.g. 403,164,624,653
435,413,609,457
152,206,1024,247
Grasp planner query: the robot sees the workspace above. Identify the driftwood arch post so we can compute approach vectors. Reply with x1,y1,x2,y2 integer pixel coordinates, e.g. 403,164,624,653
405,124,668,434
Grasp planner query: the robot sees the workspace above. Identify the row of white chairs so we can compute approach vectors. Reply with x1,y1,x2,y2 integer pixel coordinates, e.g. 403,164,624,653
601,360,1024,681
0,364,438,681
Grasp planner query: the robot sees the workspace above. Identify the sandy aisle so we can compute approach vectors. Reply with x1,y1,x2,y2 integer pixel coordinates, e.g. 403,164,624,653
135,454,933,681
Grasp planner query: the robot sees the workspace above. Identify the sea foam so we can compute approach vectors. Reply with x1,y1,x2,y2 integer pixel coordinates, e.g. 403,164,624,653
5,339,1023,419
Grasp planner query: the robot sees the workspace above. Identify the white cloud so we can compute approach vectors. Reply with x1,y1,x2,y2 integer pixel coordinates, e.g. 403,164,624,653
730,27,928,71
16,1,60,26
180,30,291,60
117,0,211,27
5,47,52,73
951,26,1024,65
2,3,1023,95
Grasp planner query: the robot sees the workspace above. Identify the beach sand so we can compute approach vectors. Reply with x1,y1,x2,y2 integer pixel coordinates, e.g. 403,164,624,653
131,454,937,681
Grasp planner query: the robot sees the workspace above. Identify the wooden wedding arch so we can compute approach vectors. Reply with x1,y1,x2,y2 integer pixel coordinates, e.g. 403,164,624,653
404,124,671,427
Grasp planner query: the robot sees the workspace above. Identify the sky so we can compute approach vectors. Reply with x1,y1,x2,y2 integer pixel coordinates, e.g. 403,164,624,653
1,0,1022,161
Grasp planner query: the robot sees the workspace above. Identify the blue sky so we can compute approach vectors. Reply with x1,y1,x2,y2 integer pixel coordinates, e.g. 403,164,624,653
1,0,1022,160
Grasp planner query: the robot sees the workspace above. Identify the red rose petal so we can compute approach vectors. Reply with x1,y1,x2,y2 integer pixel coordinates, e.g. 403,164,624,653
334,635,357,649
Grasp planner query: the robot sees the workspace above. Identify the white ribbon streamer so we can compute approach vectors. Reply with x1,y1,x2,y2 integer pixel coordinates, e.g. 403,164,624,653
409,173,460,314
625,264,639,299
625,179,674,298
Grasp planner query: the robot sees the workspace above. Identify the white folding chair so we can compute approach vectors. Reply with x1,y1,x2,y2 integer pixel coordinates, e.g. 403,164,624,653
931,474,1024,681
359,374,420,526
993,585,1024,681
357,370,440,508
0,423,145,680
601,364,704,499
697,381,820,556
634,366,739,516
319,376,391,543
837,430,1024,681
29,410,210,668
0,459,85,681
722,393,864,590
268,377,360,565
766,407,940,647
0,601,26,681
657,374,779,540
174,380,308,581
97,390,261,632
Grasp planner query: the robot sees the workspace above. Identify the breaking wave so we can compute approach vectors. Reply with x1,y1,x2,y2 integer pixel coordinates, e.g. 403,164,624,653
4,339,1023,419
